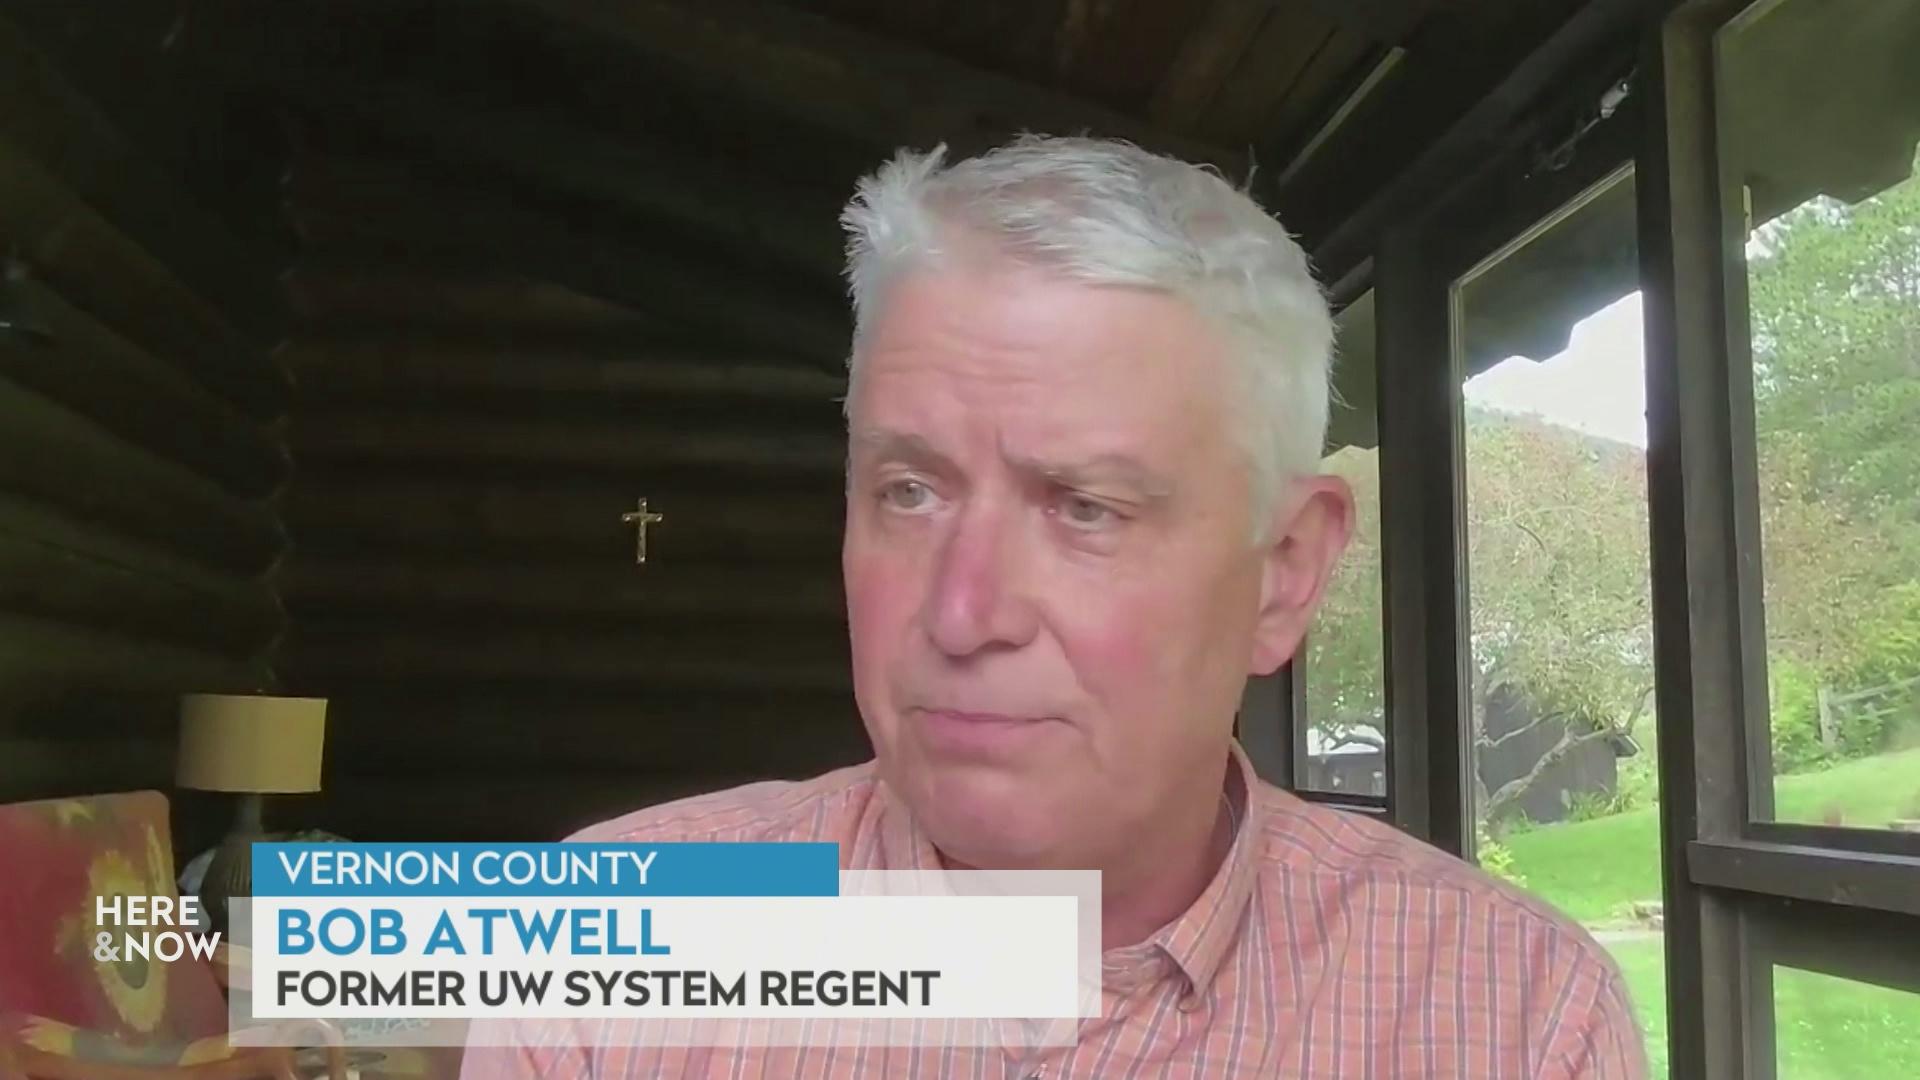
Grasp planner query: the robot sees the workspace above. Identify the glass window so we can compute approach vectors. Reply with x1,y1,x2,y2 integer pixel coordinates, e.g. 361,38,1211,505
1716,0,1920,828
1452,169,1667,1071
1772,966,1920,1079
1301,292,1386,798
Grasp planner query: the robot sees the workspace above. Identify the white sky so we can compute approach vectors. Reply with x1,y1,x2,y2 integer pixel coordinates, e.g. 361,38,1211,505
1462,292,1649,449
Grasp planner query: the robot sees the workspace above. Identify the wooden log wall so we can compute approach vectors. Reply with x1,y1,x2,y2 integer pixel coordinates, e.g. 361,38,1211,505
0,0,1648,849
275,127,869,841
0,8,290,821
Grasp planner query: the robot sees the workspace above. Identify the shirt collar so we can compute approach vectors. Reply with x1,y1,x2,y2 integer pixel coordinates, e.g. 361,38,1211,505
1150,740,1262,1000
874,741,1263,1000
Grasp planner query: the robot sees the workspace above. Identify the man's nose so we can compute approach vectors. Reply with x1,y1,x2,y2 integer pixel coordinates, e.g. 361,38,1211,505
922,502,1040,658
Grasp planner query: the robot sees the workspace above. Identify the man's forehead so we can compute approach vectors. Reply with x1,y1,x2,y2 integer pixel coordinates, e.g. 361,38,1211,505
864,260,1218,361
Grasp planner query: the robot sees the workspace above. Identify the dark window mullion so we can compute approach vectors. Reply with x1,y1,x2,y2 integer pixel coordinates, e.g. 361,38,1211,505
1375,224,1473,856
1640,1,1779,1074
1238,669,1292,789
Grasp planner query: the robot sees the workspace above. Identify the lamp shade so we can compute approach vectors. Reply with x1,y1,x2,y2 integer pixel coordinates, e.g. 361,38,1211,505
176,694,327,793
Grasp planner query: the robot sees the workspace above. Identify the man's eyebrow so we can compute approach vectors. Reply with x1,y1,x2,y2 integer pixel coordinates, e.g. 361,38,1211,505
850,429,953,471
1012,452,1175,499
851,430,1174,498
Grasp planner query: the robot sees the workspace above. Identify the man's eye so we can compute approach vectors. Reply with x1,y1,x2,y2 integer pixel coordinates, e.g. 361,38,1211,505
1055,494,1119,530
880,480,935,512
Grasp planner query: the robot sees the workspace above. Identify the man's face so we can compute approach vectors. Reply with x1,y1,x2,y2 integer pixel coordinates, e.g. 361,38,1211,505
843,257,1344,870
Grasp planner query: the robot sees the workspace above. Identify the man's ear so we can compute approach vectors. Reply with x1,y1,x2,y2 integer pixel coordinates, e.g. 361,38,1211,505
1250,474,1356,675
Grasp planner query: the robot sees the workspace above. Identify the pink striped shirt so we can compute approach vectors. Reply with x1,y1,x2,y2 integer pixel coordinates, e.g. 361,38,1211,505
461,746,1645,1078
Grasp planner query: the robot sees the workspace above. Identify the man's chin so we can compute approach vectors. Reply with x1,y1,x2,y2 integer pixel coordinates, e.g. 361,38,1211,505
905,761,1065,868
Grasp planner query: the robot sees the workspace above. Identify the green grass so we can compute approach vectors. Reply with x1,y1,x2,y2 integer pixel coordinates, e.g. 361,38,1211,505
1607,940,1670,1078
1607,938,1920,1080
1504,748,1920,924
1506,749,1920,1077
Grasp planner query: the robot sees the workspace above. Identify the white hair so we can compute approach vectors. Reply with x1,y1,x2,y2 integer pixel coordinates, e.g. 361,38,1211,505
839,134,1335,536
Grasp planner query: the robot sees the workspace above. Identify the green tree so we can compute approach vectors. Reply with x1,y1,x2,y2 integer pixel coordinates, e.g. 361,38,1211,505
1303,146,1920,816
1750,150,1920,702
1750,158,1920,528
1304,446,1386,755
1460,412,1654,823
1308,416,1656,825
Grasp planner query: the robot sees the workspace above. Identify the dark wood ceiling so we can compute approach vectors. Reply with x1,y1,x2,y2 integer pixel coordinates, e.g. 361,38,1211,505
774,0,1390,152
128,0,1598,278
1,0,1639,297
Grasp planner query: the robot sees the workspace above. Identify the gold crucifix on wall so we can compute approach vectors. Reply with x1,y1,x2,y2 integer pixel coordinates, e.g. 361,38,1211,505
620,499,665,565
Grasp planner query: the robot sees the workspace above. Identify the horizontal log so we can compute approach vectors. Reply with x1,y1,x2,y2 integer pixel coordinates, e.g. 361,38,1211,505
0,0,290,250
0,491,284,653
5,276,288,496
284,153,850,367
0,613,271,730
279,621,852,694
283,476,843,563
172,7,844,282
0,738,181,807
282,338,847,407
281,557,844,622
0,135,288,418
284,261,661,336
0,3,185,73
515,0,1239,171
0,11,282,337
320,690,867,775
0,737,176,806
289,408,846,477
307,772,777,843
0,376,285,574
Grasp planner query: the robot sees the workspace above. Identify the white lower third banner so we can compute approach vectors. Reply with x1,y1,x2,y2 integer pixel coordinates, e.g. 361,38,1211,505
247,894,1081,1020
229,845,1100,1050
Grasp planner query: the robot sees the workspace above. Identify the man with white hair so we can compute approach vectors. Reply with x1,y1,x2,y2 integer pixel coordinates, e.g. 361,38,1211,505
466,135,1645,1077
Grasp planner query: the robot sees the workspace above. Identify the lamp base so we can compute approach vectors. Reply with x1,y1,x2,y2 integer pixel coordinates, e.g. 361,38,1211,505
201,792,265,934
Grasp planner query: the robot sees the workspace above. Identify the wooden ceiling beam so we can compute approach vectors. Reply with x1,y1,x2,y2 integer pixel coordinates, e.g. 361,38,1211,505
1151,0,1429,146
511,0,1243,171
1309,0,1432,44
171,5,849,283
1281,0,1646,291
1149,0,1276,132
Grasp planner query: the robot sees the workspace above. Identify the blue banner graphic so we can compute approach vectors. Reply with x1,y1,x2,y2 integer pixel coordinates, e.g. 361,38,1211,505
251,842,840,897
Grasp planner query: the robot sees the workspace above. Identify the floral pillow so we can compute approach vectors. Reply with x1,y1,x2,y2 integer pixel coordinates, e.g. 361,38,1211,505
0,790,227,1041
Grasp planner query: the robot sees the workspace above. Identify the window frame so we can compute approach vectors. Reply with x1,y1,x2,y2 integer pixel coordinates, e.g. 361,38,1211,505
1282,0,1920,1074
1639,0,1920,1072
